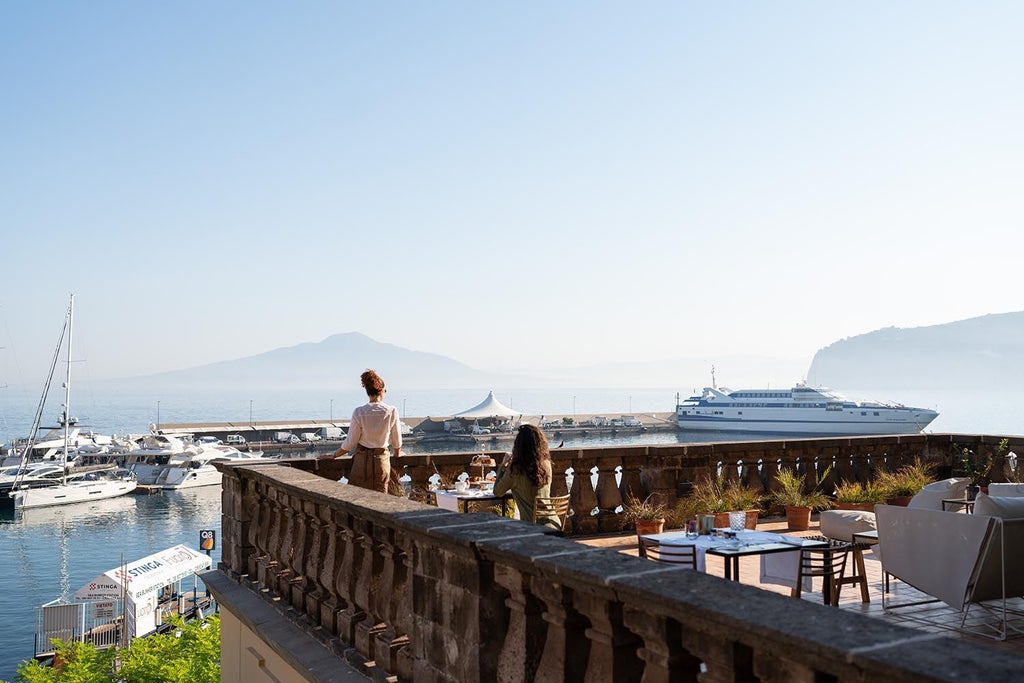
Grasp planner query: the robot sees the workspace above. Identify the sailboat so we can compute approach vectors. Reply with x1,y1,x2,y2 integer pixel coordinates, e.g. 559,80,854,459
8,295,137,510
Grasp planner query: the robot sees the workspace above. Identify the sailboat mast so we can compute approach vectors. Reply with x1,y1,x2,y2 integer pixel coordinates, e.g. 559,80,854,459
62,294,74,483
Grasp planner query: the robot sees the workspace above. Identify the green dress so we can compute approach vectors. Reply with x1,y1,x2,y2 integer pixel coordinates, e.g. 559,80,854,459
493,460,560,530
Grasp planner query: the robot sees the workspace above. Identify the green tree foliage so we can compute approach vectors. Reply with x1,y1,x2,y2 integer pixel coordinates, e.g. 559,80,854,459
7,615,219,683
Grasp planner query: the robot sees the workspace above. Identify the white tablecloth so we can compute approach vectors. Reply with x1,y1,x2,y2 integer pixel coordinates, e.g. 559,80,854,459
434,488,500,512
643,530,812,589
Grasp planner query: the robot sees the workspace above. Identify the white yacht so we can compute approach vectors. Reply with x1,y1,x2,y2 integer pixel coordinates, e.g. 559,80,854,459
7,295,138,510
140,442,266,490
675,382,938,436
10,468,137,509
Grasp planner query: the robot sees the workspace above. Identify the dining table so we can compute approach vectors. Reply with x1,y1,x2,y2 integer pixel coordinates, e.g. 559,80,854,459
433,486,513,515
641,529,829,593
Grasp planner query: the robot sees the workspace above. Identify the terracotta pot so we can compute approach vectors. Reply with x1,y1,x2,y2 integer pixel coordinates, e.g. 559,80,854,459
744,509,759,529
886,496,912,507
714,512,731,529
785,505,812,531
635,518,665,536
835,502,877,512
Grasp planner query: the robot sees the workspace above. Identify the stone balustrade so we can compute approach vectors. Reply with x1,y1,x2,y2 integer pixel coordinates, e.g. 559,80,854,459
313,432,1020,535
212,435,1024,682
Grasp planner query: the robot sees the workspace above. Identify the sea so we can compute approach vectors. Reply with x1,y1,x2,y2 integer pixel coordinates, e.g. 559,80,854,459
0,384,1021,678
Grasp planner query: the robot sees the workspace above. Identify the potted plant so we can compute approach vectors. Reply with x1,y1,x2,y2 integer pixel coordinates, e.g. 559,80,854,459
875,458,935,506
723,482,764,530
622,494,669,536
676,475,761,529
770,467,831,531
960,447,992,500
832,479,885,512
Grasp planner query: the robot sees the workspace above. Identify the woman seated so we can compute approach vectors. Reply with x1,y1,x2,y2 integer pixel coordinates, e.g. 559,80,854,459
493,424,561,530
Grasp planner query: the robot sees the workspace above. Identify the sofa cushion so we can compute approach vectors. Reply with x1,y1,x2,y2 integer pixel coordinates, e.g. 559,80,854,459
973,493,1024,519
908,477,970,510
987,483,1024,498
820,508,877,542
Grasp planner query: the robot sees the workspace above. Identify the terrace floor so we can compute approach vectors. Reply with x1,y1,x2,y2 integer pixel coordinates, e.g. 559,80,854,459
577,516,1024,657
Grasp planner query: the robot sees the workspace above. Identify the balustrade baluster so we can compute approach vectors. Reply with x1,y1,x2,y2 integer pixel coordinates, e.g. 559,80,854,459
573,592,643,681
493,564,545,683
371,525,409,674
622,608,701,683
569,456,599,534
532,579,590,683
353,517,385,663
335,519,366,643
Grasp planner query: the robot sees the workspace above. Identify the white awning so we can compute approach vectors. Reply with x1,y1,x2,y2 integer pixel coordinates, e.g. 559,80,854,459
453,391,521,418
74,545,211,601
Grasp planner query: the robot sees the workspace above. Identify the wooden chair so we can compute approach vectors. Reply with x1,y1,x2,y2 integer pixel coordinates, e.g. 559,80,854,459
793,539,850,606
533,494,571,531
637,537,697,569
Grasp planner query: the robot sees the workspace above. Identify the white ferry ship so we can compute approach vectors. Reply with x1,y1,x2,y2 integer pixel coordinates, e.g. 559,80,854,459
675,383,938,436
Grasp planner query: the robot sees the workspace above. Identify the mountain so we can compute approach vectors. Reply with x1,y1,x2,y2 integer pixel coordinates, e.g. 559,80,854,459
104,332,508,391
807,312,1024,389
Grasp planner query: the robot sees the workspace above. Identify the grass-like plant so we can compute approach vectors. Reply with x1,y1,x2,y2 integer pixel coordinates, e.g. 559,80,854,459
770,467,831,510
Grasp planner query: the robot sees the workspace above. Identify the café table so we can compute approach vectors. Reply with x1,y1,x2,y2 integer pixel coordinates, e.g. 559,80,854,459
641,530,830,596
433,487,513,515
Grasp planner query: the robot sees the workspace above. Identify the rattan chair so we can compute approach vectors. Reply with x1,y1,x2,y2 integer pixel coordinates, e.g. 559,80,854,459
637,537,697,569
533,494,571,530
793,538,851,606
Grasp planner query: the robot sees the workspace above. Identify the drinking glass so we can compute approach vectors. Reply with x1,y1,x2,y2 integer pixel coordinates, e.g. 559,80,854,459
729,511,746,532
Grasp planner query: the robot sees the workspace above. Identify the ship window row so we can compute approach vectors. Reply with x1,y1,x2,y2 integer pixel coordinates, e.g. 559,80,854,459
733,392,791,399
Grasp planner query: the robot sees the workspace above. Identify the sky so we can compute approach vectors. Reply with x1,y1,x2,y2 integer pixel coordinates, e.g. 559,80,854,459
3,2,1023,390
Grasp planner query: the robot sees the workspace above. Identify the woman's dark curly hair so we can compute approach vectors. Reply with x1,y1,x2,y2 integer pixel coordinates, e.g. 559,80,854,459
510,424,551,486
360,369,386,398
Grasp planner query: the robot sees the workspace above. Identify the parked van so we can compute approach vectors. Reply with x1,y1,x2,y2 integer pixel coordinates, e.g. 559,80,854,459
272,431,299,444
300,432,322,442
226,434,246,445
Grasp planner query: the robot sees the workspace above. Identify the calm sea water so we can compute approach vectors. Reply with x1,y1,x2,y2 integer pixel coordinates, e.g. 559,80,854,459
0,488,222,680
0,385,1020,678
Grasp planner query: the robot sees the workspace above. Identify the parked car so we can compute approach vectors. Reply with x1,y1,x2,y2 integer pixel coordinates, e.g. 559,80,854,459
226,434,246,445
300,432,322,442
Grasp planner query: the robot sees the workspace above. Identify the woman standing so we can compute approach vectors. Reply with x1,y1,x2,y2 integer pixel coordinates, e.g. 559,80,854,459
326,369,402,493
493,424,561,530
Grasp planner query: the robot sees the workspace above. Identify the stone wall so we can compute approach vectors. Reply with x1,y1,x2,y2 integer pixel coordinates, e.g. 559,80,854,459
211,447,1024,683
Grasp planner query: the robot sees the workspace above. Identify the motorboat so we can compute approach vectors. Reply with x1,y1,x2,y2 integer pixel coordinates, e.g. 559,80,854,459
7,295,139,510
675,382,938,436
140,442,267,490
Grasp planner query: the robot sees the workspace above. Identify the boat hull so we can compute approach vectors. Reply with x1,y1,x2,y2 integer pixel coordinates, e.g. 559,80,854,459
677,410,938,436
11,479,138,509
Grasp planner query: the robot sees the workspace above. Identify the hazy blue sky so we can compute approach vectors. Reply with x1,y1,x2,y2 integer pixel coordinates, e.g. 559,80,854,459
3,2,1022,387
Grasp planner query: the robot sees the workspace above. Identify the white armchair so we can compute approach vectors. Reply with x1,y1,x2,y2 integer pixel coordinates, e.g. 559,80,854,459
906,477,969,510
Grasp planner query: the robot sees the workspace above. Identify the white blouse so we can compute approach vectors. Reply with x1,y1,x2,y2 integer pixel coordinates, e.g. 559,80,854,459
341,401,403,452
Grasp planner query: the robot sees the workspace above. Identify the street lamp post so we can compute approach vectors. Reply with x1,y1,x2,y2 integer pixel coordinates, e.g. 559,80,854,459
156,401,160,431
249,400,253,427
330,399,334,421
572,395,576,424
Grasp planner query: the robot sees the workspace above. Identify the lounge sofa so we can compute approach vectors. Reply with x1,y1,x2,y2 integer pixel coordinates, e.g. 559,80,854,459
875,496,1024,640
819,478,970,542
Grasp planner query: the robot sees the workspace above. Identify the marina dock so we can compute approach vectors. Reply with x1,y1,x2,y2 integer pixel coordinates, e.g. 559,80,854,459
155,412,679,451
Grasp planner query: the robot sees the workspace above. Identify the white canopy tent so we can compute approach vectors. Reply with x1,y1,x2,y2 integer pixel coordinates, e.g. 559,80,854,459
453,391,521,419
73,544,211,638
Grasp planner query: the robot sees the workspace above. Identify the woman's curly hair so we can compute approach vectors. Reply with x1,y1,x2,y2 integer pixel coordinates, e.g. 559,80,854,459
360,369,385,397
510,423,552,486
